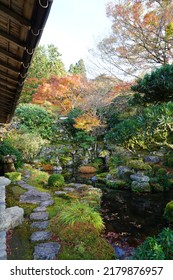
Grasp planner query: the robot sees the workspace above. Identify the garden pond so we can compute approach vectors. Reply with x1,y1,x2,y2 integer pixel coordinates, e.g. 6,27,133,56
6,172,173,260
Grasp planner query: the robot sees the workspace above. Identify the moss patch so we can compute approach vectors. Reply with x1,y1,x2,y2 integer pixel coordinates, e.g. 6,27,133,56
164,201,173,222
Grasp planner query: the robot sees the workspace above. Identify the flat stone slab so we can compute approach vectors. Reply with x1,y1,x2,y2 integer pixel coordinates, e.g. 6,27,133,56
31,221,49,230
40,200,54,207
18,181,35,191
55,191,67,196
20,189,51,204
34,242,61,260
63,187,75,192
30,231,51,242
33,206,47,212
30,212,49,221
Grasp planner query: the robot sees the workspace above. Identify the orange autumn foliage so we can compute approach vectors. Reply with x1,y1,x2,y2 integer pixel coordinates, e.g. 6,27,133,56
32,74,88,115
74,112,101,132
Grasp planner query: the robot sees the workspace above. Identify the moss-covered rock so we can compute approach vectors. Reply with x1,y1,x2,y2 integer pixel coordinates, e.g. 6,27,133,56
163,201,173,222
5,172,21,182
127,159,152,172
106,179,127,189
131,181,151,193
151,183,164,192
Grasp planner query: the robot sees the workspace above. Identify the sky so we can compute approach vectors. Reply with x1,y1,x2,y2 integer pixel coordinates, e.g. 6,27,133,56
39,0,112,73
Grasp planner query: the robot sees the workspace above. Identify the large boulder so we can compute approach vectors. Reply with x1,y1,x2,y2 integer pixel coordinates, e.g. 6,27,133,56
130,174,150,182
117,166,134,179
0,177,11,187
0,206,24,231
131,181,151,193
144,155,160,164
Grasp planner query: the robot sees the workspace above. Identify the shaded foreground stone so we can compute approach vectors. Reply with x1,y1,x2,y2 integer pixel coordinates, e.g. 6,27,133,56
30,231,51,242
20,189,51,204
31,221,49,230
34,242,61,260
0,206,24,231
30,212,49,221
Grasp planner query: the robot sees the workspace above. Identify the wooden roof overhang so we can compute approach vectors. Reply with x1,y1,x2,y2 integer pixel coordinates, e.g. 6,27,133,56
0,0,53,123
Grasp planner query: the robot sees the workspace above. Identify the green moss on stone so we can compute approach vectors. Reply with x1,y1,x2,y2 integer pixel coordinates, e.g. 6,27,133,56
164,201,173,222
5,172,21,182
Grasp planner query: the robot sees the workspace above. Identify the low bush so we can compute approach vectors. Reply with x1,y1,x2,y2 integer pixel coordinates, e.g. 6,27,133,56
133,228,173,260
6,131,47,161
28,169,49,188
51,202,104,232
48,174,65,188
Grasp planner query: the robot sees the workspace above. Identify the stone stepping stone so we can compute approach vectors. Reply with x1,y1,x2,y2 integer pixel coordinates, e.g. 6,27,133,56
40,200,54,207
34,242,61,260
20,190,52,204
31,221,49,230
33,206,47,212
18,181,35,191
30,231,51,242
30,212,48,221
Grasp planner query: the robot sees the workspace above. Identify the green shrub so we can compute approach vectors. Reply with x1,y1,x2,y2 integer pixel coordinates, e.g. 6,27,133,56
0,140,23,168
48,174,65,188
105,102,173,151
127,159,152,172
28,169,49,188
15,104,56,140
5,172,21,182
131,64,173,104
163,201,173,222
133,228,173,260
133,237,165,260
7,131,47,161
54,202,104,232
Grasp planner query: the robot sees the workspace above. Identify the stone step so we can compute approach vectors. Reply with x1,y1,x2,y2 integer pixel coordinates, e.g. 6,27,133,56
31,221,49,230
33,206,47,212
30,231,51,242
34,242,61,260
30,212,49,221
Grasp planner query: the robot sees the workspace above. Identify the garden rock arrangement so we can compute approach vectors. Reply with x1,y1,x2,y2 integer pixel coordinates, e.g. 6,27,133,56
18,180,61,260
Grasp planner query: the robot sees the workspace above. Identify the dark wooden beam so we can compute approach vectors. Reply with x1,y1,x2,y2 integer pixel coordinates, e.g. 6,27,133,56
0,82,16,91
0,85,16,95
0,47,23,63
0,70,18,82
0,99,12,108
0,90,14,99
0,30,26,48
0,59,20,73
0,2,31,27
0,76,17,86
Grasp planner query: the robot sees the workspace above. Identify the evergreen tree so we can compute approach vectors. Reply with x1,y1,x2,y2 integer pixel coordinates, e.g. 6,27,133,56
68,59,86,77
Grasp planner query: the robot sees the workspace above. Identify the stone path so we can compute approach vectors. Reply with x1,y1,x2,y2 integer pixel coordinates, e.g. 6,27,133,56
18,180,61,260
